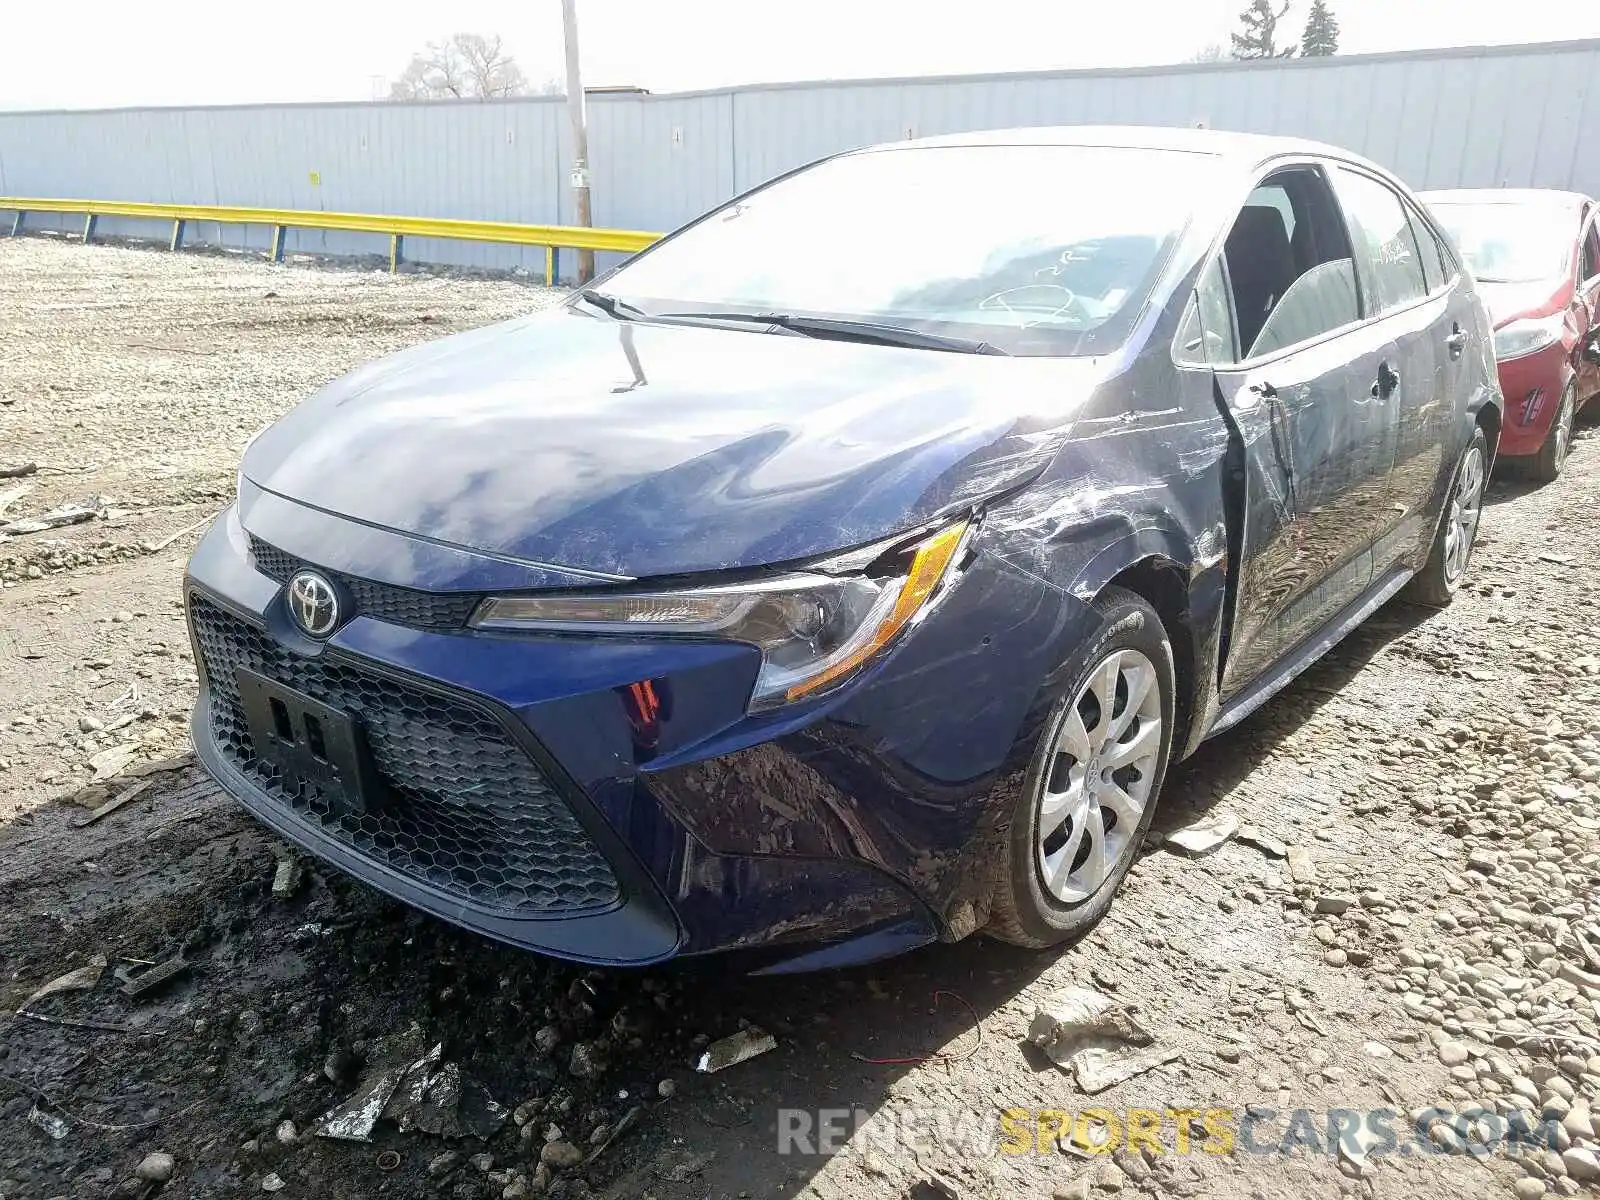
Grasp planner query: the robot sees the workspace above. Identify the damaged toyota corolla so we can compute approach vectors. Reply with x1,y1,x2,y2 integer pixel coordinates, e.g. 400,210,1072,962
187,128,1502,973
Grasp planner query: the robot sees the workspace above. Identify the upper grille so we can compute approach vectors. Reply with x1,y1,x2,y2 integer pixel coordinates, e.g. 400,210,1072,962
190,595,620,917
248,536,482,632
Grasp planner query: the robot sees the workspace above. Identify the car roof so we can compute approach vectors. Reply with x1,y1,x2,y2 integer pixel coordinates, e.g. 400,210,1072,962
1418,187,1591,209
868,124,1378,168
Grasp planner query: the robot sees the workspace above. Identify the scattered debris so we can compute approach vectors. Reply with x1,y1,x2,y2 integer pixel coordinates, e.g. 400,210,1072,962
1072,1044,1182,1093
271,858,305,901
122,751,195,778
375,1150,401,1172
1027,987,1174,1093
115,952,191,1000
1237,825,1288,858
696,1028,777,1073
1537,552,1574,565
587,1104,643,1163
73,779,156,827
0,461,37,479
315,1031,508,1142
135,1152,176,1184
849,990,983,1065
0,497,105,537
0,484,32,520
261,1172,286,1192
1027,987,1153,1066
1164,811,1238,856
1286,845,1318,883
17,953,107,1012
88,743,144,781
141,514,214,555
540,1140,584,1170
28,1106,69,1141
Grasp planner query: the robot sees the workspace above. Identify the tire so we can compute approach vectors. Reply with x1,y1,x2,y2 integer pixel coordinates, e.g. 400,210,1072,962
986,586,1175,949
1404,425,1488,608
1529,381,1576,483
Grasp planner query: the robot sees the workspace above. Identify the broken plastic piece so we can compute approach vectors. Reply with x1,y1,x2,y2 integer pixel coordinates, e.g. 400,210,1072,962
315,1035,507,1142
115,953,190,999
695,1028,776,1073
1164,812,1239,856
28,1106,69,1141
17,954,107,1013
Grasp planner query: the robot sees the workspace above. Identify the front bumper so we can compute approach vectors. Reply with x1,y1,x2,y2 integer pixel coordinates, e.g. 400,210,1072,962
186,496,1082,968
1494,343,1569,458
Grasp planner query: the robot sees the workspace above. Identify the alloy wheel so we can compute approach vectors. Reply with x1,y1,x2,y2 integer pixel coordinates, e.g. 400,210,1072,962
1552,389,1575,472
1035,648,1163,904
1442,443,1485,586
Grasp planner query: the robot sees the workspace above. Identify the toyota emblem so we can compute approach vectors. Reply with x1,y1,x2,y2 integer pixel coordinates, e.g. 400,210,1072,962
287,571,340,638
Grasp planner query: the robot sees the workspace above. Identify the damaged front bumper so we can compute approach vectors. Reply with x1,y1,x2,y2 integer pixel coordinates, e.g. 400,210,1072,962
184,500,1086,970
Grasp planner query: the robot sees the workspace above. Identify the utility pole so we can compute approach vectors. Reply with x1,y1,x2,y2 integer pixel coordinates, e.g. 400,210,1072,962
561,0,594,283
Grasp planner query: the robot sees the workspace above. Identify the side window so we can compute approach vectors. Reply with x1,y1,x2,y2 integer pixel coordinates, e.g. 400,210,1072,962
1406,204,1448,293
1222,165,1361,360
1331,167,1428,314
1581,216,1600,283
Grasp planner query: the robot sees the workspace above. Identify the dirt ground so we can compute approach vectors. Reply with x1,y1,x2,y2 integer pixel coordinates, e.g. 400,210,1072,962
1,236,1598,1200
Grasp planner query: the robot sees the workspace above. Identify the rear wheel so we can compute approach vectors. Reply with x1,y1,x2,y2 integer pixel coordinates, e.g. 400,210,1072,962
986,587,1174,949
1529,381,1576,483
1404,426,1487,607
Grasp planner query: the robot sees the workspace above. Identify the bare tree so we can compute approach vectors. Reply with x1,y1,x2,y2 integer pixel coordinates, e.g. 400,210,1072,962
1188,42,1228,62
390,33,530,100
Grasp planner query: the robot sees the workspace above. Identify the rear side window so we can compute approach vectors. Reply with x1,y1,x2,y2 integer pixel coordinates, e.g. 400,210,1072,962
1582,216,1600,282
1406,205,1449,292
1333,168,1428,313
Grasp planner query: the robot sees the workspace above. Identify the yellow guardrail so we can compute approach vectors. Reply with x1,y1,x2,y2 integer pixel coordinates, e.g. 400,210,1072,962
0,197,661,285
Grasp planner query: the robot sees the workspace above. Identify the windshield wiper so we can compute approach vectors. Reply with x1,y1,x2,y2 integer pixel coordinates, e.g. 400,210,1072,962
573,289,649,321
656,311,1010,355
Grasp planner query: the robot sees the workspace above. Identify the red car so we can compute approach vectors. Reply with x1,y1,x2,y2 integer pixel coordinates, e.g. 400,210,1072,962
1420,188,1600,480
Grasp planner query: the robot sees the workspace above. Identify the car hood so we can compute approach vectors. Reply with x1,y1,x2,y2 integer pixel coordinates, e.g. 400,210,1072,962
1478,278,1569,326
243,309,1109,580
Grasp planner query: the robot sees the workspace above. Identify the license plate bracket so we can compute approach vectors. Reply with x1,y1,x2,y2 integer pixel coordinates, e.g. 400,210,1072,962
236,668,383,818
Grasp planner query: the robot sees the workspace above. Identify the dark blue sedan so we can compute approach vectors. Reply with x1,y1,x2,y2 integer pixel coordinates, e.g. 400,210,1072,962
187,127,1501,972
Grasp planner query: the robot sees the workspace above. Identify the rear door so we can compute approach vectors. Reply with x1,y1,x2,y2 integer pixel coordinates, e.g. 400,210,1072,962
1327,166,1448,574
1203,162,1401,700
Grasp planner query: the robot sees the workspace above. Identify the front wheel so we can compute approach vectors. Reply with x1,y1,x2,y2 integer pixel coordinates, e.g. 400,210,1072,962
1529,381,1576,483
985,586,1174,949
1404,426,1488,607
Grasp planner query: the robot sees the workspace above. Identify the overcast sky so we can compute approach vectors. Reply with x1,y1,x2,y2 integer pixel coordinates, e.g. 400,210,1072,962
3,0,1597,110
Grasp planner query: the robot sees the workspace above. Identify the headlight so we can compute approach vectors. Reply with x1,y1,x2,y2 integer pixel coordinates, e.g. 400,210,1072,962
472,519,972,711
1492,313,1565,361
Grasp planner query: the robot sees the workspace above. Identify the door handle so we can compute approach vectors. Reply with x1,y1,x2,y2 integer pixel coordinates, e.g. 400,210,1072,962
1445,326,1469,359
1372,361,1400,400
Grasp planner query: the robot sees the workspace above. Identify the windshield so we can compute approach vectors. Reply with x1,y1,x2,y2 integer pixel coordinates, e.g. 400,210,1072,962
1427,201,1574,283
595,143,1224,357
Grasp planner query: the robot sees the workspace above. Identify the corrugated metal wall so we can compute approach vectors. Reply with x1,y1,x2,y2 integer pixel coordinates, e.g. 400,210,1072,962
4,38,1598,276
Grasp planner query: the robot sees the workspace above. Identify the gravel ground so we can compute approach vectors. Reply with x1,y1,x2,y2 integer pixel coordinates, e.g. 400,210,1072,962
1,235,1598,1200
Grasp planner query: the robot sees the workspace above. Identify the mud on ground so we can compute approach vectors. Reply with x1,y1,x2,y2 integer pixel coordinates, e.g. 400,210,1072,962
1,236,1598,1200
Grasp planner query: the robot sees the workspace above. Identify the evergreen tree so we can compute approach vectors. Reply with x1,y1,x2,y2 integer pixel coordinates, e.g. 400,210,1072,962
1231,0,1296,60
1300,0,1340,57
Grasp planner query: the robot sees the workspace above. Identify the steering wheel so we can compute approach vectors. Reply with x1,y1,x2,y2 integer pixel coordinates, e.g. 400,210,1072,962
978,284,1089,327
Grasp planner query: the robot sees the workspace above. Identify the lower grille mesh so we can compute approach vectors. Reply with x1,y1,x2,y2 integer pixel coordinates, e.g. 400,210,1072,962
190,595,620,916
